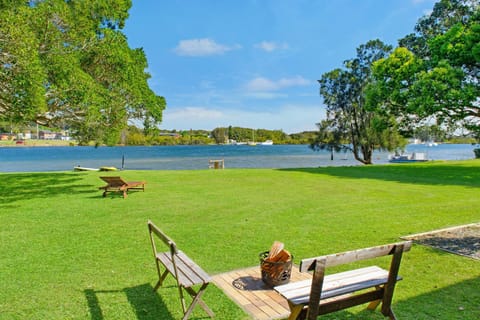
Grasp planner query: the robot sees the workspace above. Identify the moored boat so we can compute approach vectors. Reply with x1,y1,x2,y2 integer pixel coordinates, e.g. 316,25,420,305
260,140,273,145
74,166,99,171
389,152,428,163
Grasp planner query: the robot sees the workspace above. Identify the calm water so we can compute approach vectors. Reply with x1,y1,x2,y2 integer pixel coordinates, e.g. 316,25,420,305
0,144,476,172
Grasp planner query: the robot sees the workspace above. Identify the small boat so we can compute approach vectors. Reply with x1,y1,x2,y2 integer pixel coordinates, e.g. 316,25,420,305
74,166,118,171
389,152,428,163
99,166,118,171
259,140,273,145
74,166,99,171
248,129,257,146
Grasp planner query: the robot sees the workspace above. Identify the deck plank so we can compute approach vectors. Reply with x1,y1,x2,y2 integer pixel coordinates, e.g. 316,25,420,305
212,265,312,320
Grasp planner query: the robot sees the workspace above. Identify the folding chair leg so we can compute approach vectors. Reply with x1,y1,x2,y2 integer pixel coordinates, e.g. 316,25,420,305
182,284,214,320
153,269,170,292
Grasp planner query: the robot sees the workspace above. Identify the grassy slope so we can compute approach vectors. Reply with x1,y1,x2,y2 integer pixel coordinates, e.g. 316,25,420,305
1,160,479,319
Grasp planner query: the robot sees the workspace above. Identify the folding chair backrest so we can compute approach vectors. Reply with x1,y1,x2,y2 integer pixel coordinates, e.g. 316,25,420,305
148,221,177,252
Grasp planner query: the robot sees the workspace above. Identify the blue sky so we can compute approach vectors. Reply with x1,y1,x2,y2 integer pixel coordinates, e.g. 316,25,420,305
124,0,436,133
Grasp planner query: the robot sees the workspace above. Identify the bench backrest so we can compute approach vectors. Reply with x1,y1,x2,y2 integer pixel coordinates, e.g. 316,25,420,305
301,241,412,320
299,241,412,272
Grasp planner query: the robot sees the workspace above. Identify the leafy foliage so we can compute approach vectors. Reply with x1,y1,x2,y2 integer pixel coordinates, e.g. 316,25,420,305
0,0,166,145
315,40,405,165
370,0,480,138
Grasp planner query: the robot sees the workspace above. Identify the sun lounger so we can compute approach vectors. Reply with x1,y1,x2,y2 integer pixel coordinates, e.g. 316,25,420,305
98,176,146,198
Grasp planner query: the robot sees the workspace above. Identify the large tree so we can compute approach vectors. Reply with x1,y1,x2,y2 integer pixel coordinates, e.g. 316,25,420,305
0,0,165,144
369,0,479,138
314,40,405,165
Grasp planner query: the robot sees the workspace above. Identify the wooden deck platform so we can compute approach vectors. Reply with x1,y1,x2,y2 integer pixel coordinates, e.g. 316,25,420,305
212,266,312,320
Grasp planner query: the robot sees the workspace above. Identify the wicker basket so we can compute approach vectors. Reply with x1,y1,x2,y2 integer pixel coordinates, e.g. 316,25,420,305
259,251,292,287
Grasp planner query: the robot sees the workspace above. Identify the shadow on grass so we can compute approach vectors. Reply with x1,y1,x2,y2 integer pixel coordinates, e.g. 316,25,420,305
278,163,480,188
0,172,94,205
85,284,174,320
393,276,480,319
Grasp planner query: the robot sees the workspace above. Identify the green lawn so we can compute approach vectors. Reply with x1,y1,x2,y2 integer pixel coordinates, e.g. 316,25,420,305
1,160,479,319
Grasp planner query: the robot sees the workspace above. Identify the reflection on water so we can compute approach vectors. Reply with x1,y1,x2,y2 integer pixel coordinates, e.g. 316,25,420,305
0,144,476,172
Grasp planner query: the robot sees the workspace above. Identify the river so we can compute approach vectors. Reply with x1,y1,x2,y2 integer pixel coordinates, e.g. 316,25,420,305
0,144,476,172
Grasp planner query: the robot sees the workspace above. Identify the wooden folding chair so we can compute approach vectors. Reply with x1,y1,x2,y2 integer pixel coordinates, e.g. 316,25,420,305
147,220,214,320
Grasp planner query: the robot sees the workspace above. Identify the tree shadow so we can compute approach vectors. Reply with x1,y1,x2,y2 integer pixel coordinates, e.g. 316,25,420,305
0,172,95,205
393,276,480,319
84,283,174,320
278,163,480,188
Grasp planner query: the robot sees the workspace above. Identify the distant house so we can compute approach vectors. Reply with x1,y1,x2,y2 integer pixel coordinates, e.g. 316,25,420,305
17,132,32,140
39,131,57,140
159,132,181,138
0,133,10,141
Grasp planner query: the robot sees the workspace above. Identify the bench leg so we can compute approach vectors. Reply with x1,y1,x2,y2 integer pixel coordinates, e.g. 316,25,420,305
383,307,397,320
367,299,381,310
367,286,382,310
287,301,305,320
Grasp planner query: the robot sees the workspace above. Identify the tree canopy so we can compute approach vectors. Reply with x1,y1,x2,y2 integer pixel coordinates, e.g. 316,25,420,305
0,0,165,144
369,0,479,138
314,40,405,164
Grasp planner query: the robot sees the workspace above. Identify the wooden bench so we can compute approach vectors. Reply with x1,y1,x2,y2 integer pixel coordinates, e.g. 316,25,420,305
274,241,412,320
147,220,214,320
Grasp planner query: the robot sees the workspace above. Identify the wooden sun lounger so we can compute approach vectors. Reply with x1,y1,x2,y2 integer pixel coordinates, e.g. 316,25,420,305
98,176,146,198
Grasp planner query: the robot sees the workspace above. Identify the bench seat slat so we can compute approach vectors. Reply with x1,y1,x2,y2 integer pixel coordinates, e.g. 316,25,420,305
275,266,392,305
157,251,211,287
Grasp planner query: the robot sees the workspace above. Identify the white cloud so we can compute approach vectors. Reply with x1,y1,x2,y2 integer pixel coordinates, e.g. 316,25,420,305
254,41,289,52
174,38,241,56
245,76,311,92
164,107,223,121
161,104,324,133
245,77,278,91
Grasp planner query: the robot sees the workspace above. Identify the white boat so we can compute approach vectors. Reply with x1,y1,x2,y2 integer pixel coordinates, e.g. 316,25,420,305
248,129,257,146
389,152,428,163
74,166,99,171
260,140,273,145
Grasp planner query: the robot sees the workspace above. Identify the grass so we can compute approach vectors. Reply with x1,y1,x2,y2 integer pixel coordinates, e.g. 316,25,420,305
1,160,479,319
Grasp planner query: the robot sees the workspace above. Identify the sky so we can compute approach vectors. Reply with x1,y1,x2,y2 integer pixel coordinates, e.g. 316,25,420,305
123,0,437,134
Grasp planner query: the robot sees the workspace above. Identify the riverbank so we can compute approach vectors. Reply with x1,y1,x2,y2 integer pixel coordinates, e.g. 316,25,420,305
0,139,76,147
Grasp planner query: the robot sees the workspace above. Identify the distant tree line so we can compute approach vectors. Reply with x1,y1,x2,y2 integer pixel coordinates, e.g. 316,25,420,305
125,126,317,146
